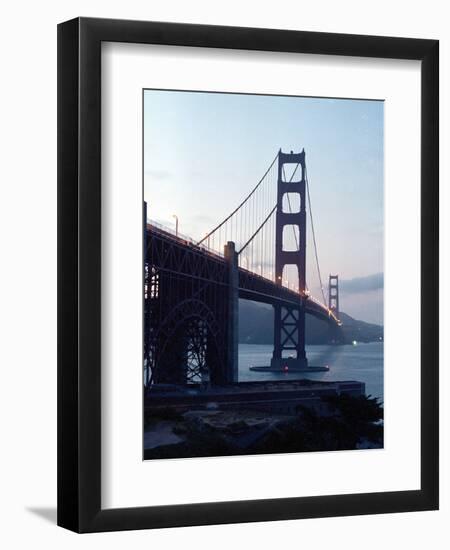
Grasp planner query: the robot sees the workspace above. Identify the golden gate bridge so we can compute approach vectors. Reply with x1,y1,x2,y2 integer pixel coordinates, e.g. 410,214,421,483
144,149,343,387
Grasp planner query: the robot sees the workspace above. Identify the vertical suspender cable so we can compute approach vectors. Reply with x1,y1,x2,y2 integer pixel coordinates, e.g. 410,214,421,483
305,166,327,305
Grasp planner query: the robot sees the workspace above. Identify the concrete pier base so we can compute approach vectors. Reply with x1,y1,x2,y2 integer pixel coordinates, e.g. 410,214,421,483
270,356,308,371
250,365,329,373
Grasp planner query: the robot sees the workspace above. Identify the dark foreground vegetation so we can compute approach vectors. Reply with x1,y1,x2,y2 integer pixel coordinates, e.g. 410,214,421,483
144,394,383,460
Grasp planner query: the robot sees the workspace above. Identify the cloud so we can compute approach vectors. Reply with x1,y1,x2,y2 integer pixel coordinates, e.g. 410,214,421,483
339,272,383,294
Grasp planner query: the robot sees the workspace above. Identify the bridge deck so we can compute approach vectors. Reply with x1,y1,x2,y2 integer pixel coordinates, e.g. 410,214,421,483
147,223,340,325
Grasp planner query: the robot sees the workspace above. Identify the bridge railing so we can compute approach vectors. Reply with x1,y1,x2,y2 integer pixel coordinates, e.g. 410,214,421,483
308,294,341,324
147,219,225,258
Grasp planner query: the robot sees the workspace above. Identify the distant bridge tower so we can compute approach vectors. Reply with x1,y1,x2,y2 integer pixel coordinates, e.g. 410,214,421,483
328,274,343,344
328,274,339,318
271,149,308,370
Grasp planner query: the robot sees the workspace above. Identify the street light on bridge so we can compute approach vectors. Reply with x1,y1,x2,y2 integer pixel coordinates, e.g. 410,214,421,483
172,214,179,237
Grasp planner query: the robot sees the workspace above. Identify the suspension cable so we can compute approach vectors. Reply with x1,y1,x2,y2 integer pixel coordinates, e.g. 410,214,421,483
238,204,277,255
305,166,327,305
197,152,279,245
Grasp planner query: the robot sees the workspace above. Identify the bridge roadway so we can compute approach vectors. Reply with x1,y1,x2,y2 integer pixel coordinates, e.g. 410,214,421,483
147,222,340,327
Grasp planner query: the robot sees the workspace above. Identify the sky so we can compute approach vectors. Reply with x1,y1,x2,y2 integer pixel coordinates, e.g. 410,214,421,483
144,90,384,324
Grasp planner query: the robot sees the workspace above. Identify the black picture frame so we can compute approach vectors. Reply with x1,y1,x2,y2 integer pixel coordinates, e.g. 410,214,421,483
57,17,439,533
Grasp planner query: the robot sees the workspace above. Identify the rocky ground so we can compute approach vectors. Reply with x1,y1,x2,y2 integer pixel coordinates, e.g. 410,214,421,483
143,394,383,460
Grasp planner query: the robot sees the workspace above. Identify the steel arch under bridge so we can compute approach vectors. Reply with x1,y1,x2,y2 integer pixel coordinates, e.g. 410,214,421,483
144,226,229,387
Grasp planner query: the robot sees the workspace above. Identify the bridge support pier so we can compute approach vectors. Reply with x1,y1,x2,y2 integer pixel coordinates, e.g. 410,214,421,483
224,241,239,383
271,302,308,370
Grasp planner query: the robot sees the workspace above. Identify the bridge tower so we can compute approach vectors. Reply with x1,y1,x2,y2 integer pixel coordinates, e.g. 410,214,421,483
328,274,339,318
328,274,343,344
271,149,308,370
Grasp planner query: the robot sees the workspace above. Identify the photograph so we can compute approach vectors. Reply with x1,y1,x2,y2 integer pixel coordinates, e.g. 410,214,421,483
143,89,384,459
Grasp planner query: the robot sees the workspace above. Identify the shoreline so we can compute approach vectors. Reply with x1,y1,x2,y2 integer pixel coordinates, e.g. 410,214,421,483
144,391,384,460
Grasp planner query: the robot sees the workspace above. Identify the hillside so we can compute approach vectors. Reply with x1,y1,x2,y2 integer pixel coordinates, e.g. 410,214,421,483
238,300,383,345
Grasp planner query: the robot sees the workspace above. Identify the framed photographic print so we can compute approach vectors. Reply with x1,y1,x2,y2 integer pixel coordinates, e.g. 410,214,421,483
57,17,439,532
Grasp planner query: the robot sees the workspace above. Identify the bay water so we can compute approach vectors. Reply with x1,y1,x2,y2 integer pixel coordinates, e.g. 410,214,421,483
238,341,384,401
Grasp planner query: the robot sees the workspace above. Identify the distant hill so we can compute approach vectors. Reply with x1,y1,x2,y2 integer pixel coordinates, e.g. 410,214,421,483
238,300,383,345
